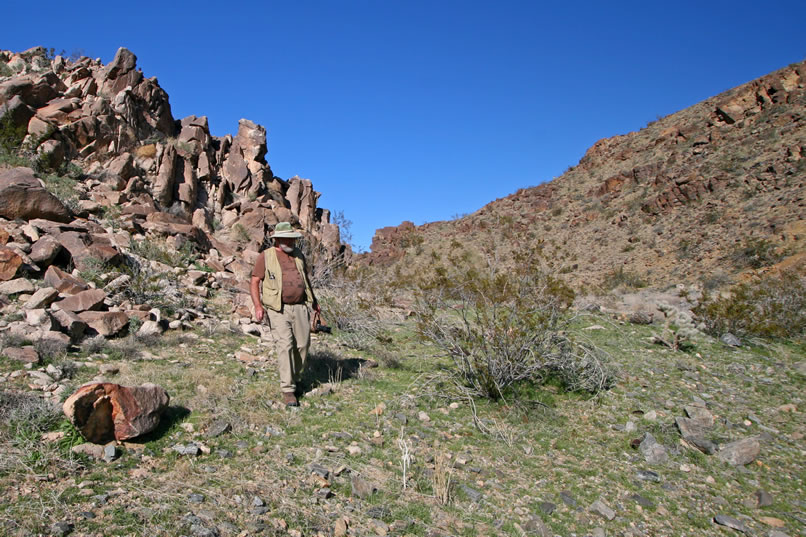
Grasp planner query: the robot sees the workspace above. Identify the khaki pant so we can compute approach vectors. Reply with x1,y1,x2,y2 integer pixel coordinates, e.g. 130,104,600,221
266,303,310,393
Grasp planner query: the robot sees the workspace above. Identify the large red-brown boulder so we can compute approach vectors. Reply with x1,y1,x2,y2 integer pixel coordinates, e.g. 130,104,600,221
0,247,23,281
77,311,129,336
44,265,89,294
0,167,72,222
54,288,107,313
62,382,170,443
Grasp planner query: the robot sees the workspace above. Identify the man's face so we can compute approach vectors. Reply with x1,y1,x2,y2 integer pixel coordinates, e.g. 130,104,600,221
275,237,296,253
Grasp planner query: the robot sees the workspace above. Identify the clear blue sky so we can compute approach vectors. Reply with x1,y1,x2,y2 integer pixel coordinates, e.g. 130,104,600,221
5,1,805,251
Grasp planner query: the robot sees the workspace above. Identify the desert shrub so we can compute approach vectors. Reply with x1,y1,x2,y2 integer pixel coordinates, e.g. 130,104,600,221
33,337,69,362
135,143,157,158
81,335,109,355
298,234,349,290
694,270,806,339
602,266,647,289
41,173,82,214
128,237,198,268
317,266,389,351
730,238,783,269
415,250,614,400
77,256,112,287
0,392,61,440
0,391,84,476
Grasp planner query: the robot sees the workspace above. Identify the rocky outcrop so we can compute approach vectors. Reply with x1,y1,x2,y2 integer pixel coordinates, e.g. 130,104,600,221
0,46,347,261
364,60,805,287
0,46,349,348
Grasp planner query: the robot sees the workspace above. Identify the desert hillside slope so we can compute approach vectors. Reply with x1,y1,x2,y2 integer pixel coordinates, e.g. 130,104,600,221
367,60,805,290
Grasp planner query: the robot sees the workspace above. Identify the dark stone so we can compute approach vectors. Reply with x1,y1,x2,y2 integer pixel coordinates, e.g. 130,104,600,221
173,444,201,456
636,469,661,482
687,436,717,455
631,494,654,508
50,521,73,536
560,490,578,507
713,514,747,533
205,420,231,438
754,489,773,507
188,493,205,503
460,484,483,503
720,333,741,347
309,463,330,480
538,501,556,515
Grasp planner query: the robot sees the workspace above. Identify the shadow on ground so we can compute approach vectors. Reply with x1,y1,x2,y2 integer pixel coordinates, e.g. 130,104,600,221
301,350,371,389
136,405,191,443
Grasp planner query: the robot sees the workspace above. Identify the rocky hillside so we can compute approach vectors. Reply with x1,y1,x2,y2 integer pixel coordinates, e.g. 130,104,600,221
0,46,346,348
367,60,806,290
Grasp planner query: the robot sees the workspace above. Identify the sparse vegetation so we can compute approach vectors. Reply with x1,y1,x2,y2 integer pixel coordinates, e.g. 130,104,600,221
729,237,784,269
601,266,647,290
694,270,806,339
415,249,614,401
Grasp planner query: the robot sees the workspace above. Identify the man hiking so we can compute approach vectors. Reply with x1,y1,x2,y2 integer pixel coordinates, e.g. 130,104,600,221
250,222,320,407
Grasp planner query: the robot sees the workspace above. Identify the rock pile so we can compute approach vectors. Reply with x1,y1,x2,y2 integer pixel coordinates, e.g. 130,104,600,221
0,46,349,351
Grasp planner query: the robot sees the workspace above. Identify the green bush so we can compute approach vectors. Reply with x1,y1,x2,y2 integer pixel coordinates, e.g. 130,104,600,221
730,238,783,269
415,249,614,400
694,270,806,339
128,237,198,268
602,266,647,289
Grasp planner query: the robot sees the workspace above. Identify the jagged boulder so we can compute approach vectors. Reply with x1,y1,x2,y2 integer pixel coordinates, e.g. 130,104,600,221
0,168,72,222
62,382,170,443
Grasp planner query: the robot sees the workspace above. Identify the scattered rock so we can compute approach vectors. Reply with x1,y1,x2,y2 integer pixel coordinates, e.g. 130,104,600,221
49,521,74,537
0,277,34,295
23,287,59,310
460,484,483,503
720,333,741,347
639,432,668,465
333,517,349,537
718,437,761,466
538,501,556,515
205,420,231,438
77,311,130,337
754,489,774,507
559,490,578,506
758,517,786,528
635,470,660,483
351,475,377,498
713,514,748,533
631,493,654,508
590,499,616,520
173,444,201,456
2,346,39,364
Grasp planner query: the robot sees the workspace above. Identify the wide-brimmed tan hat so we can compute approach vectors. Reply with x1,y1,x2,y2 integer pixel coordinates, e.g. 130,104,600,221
270,222,303,239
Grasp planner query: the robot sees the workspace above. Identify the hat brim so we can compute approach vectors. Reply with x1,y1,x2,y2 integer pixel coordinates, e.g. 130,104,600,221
271,231,303,239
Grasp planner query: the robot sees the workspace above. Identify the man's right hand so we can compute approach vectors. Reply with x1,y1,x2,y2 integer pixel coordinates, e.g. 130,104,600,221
255,306,264,322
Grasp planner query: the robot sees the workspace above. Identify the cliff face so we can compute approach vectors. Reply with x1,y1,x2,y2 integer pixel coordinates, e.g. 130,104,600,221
365,60,806,289
0,46,345,261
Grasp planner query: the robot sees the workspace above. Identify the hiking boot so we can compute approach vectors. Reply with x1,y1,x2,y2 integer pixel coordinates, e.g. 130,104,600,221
283,392,299,407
